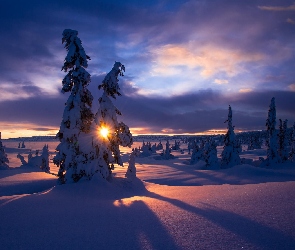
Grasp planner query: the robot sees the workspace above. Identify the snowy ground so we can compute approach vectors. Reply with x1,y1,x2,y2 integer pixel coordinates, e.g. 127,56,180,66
1,141,295,249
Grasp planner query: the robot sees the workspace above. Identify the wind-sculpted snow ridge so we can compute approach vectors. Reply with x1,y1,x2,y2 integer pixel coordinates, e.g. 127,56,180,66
0,170,57,196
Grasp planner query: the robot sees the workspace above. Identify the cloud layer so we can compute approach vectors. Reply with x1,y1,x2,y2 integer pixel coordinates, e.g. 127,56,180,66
0,0,295,137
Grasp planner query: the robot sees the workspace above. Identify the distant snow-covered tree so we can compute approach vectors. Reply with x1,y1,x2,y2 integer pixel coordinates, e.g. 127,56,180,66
156,141,163,150
221,105,241,168
158,140,175,160
190,140,202,164
0,140,9,169
278,119,289,163
289,122,295,162
93,62,133,178
28,150,33,162
171,140,180,150
264,97,280,166
53,29,94,183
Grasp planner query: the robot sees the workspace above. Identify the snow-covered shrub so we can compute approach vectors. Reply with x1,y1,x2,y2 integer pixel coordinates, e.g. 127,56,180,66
53,29,95,183
17,153,27,166
221,105,241,168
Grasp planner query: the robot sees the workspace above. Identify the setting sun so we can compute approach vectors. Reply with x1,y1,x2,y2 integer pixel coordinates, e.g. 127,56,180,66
100,127,109,139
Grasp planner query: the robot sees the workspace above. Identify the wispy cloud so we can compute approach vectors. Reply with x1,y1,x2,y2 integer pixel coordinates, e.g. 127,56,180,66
150,43,264,78
214,79,229,85
287,18,295,24
239,88,252,93
289,83,295,91
258,3,295,11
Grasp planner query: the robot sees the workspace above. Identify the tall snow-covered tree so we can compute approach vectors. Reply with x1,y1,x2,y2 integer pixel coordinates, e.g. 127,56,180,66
221,105,241,168
53,29,94,183
0,139,9,170
93,62,133,178
278,119,289,163
264,97,280,166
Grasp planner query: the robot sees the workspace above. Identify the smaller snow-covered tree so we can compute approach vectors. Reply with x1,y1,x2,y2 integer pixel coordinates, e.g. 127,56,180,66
40,144,50,173
221,105,240,168
203,139,219,169
125,149,139,179
151,143,157,153
156,141,163,150
94,62,133,178
264,97,280,166
247,137,255,150
190,140,203,164
171,140,180,150
0,140,9,169
289,122,295,162
278,119,289,163
28,150,33,162
160,140,175,159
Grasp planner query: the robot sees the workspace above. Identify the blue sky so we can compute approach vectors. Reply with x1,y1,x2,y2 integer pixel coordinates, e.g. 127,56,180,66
0,0,295,138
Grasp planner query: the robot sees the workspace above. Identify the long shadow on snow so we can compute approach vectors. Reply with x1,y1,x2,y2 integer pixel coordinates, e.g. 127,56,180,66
142,160,295,186
147,190,295,250
0,178,180,250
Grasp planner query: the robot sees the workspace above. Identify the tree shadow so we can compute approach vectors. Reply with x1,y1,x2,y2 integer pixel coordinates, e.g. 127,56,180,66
146,190,295,249
141,159,295,186
0,181,180,250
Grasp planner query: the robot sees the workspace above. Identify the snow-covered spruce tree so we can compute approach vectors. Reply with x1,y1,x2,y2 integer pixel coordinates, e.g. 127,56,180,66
278,119,289,163
40,144,50,173
0,140,9,170
125,149,138,179
264,97,280,166
221,105,241,168
94,62,133,178
190,140,202,164
53,29,94,183
203,139,219,169
289,122,295,162
161,140,175,159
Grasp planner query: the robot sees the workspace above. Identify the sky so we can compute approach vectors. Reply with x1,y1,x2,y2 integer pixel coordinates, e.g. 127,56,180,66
0,0,295,139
